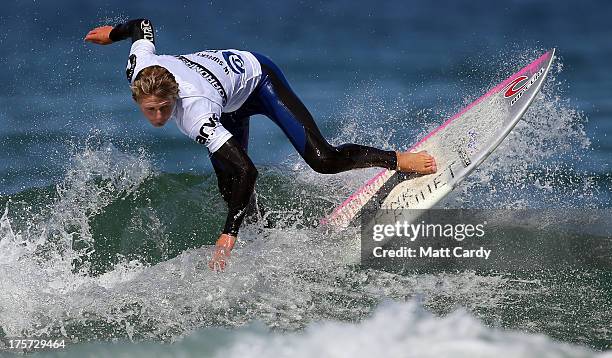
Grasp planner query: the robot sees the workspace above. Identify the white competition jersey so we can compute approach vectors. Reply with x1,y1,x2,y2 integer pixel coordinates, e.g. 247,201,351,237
127,39,262,152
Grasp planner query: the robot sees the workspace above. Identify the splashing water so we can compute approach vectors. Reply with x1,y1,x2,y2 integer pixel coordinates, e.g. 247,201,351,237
449,63,600,209
26,300,612,358
0,54,609,354
0,141,509,343
0,143,153,339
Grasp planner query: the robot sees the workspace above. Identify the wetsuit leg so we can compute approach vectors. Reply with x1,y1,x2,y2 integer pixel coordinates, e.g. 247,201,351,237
251,53,397,174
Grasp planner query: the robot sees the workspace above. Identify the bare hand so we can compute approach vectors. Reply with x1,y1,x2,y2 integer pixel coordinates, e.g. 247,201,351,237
208,234,237,272
84,26,114,45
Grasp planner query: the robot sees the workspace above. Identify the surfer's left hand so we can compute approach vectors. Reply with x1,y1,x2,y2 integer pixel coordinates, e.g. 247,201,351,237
84,26,114,45
208,234,236,272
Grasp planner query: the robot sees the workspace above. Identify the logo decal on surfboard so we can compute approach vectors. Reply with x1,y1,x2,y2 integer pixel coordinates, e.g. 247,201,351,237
504,67,546,106
457,148,471,167
504,75,529,98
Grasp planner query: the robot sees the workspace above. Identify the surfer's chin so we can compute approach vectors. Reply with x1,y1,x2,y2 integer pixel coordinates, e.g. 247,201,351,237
147,116,172,127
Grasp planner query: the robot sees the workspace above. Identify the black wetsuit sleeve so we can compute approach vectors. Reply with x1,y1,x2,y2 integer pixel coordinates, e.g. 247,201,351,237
109,19,155,44
211,138,258,236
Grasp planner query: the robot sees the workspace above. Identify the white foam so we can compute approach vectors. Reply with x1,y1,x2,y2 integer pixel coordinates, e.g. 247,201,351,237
216,300,609,358
44,300,610,358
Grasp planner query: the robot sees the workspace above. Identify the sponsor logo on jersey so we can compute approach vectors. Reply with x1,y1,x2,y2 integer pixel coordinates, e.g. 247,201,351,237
195,52,230,75
140,20,154,42
222,51,245,74
126,54,137,82
176,55,228,106
195,113,220,145
503,67,545,106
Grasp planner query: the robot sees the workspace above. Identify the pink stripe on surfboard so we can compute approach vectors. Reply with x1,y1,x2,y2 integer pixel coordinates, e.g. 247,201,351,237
325,50,553,224
320,168,389,224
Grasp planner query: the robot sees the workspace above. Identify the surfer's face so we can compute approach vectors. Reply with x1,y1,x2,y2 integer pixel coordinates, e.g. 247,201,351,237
138,95,175,127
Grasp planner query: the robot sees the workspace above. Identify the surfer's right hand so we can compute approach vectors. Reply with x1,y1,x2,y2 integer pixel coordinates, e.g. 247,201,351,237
208,234,236,272
396,151,437,174
84,26,114,45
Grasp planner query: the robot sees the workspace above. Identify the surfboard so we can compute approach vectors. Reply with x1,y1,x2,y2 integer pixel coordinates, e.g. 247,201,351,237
323,49,555,229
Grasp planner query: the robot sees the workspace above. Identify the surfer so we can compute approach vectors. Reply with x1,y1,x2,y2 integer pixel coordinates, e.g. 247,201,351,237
84,18,437,271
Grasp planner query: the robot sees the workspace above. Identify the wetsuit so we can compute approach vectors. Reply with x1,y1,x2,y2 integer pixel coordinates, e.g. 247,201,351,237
110,19,398,236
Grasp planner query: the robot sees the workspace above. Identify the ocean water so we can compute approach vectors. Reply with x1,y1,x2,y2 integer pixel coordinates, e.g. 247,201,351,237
0,0,611,356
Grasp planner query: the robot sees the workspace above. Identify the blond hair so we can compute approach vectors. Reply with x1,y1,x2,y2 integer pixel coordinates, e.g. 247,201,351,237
131,66,179,102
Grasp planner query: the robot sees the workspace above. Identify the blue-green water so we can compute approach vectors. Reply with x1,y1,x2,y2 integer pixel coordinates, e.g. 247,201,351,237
0,0,611,356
